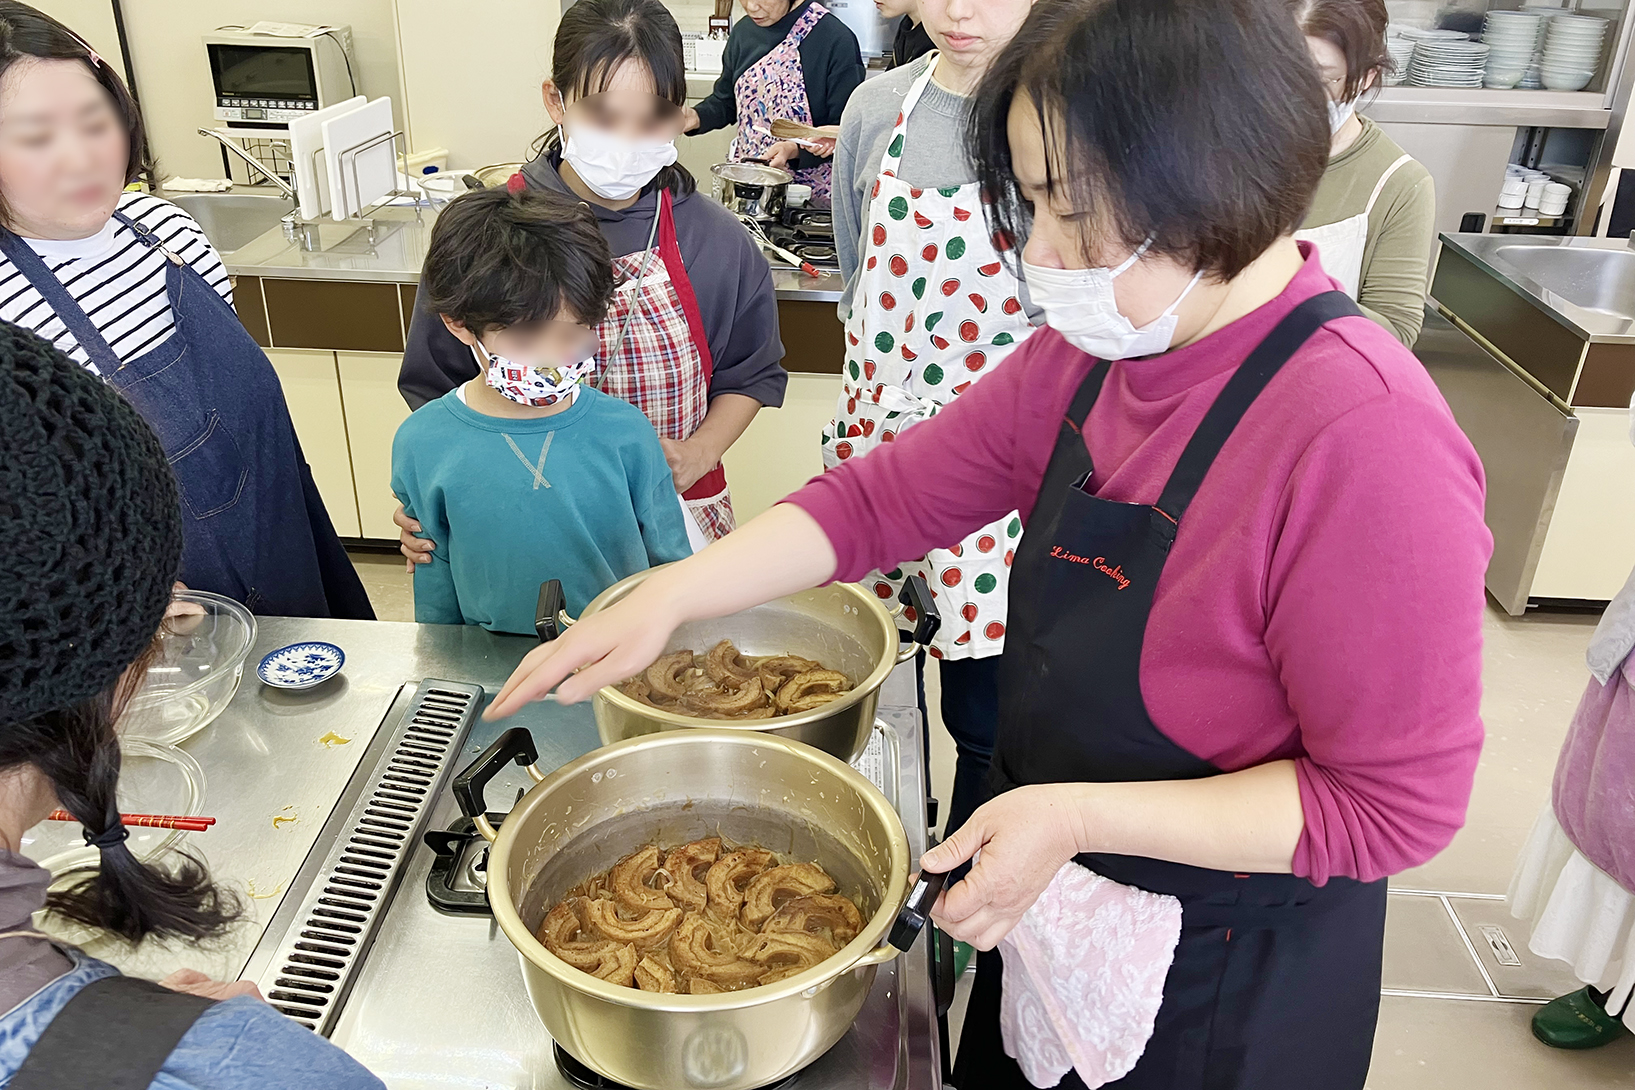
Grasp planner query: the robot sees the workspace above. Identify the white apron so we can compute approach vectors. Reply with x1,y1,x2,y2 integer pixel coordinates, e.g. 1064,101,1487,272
820,54,1037,660
1294,153,1412,298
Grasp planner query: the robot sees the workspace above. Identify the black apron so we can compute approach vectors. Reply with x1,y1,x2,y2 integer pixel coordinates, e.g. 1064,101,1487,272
11,975,213,1089
0,215,372,619
953,293,1387,1090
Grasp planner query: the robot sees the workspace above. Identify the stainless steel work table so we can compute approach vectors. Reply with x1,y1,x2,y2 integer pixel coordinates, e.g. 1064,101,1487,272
39,616,936,1090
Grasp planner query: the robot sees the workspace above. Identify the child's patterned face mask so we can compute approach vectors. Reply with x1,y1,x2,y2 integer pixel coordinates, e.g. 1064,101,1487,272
473,338,598,407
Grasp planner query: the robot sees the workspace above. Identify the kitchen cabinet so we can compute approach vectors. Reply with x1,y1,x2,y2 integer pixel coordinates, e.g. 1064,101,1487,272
338,351,413,540
264,348,361,538
722,372,841,521
1532,406,1635,598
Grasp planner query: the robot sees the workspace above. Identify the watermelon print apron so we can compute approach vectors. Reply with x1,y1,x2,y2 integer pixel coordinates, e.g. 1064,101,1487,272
820,54,1036,660
730,2,834,205
595,189,733,544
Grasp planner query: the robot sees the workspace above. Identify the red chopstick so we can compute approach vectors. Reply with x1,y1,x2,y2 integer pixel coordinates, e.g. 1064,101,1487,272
47,810,214,832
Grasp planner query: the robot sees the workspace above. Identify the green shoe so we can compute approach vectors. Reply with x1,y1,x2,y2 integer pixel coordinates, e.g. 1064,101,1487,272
953,940,975,978
1532,988,1632,1050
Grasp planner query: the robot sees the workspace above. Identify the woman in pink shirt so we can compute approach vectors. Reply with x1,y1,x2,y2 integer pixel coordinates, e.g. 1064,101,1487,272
489,1,1490,1085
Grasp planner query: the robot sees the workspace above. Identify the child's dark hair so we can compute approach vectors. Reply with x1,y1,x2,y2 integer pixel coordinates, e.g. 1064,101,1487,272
534,0,696,197
422,187,615,336
34,648,242,943
0,2,153,228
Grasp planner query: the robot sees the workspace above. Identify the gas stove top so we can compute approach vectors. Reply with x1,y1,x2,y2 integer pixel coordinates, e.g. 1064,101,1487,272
288,688,938,1090
758,208,841,272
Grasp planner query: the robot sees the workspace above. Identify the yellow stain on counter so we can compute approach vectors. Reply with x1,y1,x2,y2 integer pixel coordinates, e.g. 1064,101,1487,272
246,878,285,900
318,732,352,748
272,805,299,830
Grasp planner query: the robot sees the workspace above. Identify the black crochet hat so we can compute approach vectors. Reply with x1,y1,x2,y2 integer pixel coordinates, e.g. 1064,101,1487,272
0,323,181,726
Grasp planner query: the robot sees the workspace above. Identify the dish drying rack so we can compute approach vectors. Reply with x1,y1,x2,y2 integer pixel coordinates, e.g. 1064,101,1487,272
201,126,425,245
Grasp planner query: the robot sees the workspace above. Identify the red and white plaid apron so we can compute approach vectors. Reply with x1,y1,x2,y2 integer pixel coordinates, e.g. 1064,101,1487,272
595,188,734,542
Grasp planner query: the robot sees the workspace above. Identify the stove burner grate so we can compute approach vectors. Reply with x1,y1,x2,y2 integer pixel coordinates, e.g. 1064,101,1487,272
554,1044,799,1090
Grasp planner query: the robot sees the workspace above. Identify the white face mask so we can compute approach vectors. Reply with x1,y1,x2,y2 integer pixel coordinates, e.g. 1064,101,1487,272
473,339,597,407
1327,98,1356,135
559,122,678,201
1022,241,1203,361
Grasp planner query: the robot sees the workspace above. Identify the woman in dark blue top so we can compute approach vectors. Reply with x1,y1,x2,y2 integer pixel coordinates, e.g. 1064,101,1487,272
683,0,865,204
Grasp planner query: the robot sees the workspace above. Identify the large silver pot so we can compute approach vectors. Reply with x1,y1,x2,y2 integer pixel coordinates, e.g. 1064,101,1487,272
453,729,945,1090
711,161,792,221
546,571,938,763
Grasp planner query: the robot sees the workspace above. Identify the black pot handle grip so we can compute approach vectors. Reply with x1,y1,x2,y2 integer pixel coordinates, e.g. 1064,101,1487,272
888,866,950,952
536,580,566,643
899,575,942,648
453,727,539,821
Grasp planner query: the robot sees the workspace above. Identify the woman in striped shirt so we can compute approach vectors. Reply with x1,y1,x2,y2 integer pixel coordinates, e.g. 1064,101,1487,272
0,2,370,620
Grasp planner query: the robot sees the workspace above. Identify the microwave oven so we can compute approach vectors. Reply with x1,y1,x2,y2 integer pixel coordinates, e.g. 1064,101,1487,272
204,27,355,128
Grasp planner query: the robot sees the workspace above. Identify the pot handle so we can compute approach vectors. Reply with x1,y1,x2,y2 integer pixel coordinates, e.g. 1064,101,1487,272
893,575,943,664
535,580,577,643
452,726,547,841
852,866,951,968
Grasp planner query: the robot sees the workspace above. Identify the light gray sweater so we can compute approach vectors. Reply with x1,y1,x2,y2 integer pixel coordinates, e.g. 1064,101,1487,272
832,58,1038,321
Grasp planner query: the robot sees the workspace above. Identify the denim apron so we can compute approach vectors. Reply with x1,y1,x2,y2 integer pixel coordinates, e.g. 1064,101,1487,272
0,213,372,618
955,293,1388,1090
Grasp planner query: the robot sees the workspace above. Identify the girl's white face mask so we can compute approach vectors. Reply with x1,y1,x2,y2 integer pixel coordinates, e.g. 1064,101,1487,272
1328,97,1357,134
473,338,597,407
559,121,678,201
1022,240,1202,361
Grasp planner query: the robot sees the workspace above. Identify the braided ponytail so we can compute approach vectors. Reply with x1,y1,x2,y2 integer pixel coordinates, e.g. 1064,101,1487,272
26,659,241,943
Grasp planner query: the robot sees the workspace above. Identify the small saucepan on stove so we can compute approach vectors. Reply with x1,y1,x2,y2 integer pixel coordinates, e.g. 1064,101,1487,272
711,161,793,221
452,728,950,1090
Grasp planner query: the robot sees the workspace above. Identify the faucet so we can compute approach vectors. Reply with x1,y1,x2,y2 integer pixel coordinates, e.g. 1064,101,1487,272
195,128,297,202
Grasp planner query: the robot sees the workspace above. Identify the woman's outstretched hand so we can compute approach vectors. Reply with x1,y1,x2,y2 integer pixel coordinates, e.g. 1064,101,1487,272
486,586,684,719
920,784,1084,951
484,505,839,721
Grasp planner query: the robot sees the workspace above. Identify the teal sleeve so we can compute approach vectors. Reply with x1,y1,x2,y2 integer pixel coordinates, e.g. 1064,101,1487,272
631,436,693,565
391,430,462,626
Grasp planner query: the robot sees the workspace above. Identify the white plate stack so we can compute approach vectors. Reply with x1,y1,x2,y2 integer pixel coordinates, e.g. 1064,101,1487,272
1540,14,1608,91
1408,34,1489,87
1383,31,1417,86
1482,10,1547,89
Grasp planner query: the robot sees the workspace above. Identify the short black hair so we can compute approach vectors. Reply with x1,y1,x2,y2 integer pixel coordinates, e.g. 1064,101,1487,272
420,187,615,336
534,0,696,197
0,2,152,228
971,0,1331,281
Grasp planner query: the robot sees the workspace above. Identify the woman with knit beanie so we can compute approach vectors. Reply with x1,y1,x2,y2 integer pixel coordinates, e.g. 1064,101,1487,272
0,323,383,1086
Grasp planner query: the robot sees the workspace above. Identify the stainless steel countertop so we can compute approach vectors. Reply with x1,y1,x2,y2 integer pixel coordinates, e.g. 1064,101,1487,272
1438,232,1635,345
42,615,933,1088
217,195,846,303
23,618,546,985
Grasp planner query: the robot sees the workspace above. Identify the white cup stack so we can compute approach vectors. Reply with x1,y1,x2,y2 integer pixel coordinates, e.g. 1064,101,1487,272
1538,182,1572,217
1541,14,1608,92
1499,176,1529,210
1482,10,1547,89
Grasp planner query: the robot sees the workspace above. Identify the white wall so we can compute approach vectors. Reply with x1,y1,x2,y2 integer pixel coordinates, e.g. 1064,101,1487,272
27,1,406,181
33,1,562,180
393,0,558,170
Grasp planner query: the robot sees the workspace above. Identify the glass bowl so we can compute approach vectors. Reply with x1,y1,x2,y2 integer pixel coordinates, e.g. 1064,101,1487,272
120,590,256,746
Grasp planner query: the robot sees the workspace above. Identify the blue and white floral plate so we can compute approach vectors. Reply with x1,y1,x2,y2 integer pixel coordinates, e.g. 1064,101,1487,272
257,641,345,690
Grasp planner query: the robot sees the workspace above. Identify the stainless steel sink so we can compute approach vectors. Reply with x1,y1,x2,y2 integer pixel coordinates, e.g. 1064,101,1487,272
1489,244,1635,320
165,190,293,254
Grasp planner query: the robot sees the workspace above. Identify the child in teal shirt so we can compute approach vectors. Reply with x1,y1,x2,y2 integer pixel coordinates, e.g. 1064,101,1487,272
391,187,690,634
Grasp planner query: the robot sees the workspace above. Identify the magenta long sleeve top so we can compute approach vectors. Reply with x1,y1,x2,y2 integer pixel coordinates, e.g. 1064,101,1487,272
788,250,1492,885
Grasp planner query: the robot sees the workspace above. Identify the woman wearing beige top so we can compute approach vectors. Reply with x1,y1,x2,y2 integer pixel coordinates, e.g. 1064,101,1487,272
1292,0,1436,347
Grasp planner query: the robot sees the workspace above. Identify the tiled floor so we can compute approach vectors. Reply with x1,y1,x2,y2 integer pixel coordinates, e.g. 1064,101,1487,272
348,553,1635,1085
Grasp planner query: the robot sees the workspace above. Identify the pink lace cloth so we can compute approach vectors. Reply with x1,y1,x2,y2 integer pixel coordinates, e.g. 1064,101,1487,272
999,863,1182,1088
